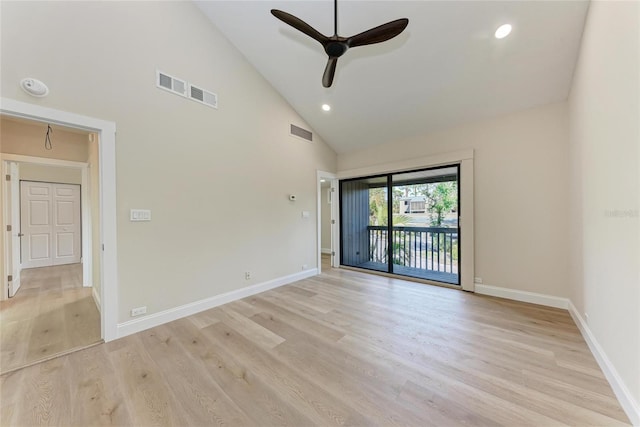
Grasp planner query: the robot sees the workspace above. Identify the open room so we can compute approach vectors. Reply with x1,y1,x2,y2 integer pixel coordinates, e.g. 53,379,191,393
0,1,638,426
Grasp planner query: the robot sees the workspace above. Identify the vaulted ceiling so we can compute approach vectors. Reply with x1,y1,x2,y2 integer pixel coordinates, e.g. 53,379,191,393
196,1,589,153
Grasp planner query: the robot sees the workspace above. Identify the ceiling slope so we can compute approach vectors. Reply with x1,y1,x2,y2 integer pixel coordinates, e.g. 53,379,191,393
196,1,589,153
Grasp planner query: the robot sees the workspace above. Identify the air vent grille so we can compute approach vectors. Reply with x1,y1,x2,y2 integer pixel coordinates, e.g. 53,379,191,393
159,73,172,90
156,71,187,96
290,124,313,142
156,69,217,109
189,84,217,109
190,86,204,101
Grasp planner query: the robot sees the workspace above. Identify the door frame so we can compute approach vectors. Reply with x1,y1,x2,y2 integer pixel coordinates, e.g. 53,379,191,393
0,97,118,341
3,161,21,296
316,170,338,273
337,149,475,292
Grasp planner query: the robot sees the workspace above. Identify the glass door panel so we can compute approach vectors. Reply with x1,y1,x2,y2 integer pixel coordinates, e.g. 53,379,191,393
391,167,459,284
340,175,388,272
340,165,460,285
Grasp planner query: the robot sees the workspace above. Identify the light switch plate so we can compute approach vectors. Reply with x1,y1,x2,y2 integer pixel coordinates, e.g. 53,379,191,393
130,209,151,221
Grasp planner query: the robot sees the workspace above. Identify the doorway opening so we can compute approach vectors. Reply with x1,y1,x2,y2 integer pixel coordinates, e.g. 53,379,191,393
1,117,101,374
340,165,460,286
0,98,117,373
317,171,338,274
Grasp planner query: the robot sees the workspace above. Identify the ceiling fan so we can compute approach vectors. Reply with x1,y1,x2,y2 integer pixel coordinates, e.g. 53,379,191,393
271,0,409,88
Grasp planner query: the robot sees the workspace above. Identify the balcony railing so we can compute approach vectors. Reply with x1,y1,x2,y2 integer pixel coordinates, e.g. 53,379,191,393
368,226,459,277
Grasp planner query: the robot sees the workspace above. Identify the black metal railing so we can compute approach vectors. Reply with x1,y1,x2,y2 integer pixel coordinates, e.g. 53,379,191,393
368,226,459,274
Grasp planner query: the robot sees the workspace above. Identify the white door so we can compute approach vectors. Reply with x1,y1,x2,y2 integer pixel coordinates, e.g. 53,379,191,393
5,162,22,297
52,184,82,265
20,182,81,269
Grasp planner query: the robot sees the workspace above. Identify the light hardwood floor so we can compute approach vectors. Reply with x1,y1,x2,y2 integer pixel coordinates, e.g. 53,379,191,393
0,258,630,426
0,264,101,375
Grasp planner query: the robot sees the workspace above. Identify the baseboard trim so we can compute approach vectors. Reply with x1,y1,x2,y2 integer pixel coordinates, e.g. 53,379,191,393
475,284,569,309
321,248,332,254
92,286,101,313
568,302,640,426
116,268,318,339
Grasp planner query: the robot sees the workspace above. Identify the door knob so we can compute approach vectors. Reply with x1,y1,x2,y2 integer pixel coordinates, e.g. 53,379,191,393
17,233,24,237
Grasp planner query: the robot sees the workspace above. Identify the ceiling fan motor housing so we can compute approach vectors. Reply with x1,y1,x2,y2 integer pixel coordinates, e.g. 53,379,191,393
325,39,349,57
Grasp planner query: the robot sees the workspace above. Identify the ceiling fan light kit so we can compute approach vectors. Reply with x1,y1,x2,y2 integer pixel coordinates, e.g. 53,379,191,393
271,0,409,88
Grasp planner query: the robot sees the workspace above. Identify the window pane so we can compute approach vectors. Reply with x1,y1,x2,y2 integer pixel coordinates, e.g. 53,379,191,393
391,167,459,284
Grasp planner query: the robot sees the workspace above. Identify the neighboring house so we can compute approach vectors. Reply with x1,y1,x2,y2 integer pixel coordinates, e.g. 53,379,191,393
400,196,427,214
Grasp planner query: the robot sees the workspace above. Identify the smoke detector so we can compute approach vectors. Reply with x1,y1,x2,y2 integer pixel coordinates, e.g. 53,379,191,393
20,78,49,97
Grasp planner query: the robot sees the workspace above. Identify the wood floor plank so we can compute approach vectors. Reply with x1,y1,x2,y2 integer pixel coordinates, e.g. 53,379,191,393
13,357,73,426
199,319,376,426
166,319,315,426
107,336,186,426
0,264,101,374
136,324,254,426
67,345,133,426
0,257,631,426
210,305,286,350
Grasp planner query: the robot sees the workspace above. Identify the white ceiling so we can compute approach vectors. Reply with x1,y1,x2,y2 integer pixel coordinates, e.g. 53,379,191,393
196,1,589,154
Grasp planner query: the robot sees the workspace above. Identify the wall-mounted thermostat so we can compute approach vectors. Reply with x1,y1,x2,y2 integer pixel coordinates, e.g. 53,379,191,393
289,194,297,201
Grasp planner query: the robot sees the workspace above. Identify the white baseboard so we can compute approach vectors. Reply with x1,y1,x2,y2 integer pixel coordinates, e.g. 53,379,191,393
92,286,101,313
475,284,569,309
321,248,332,254
116,268,318,339
568,302,640,426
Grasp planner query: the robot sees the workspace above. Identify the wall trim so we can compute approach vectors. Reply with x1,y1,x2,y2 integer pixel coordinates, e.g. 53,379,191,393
116,268,318,339
336,152,474,292
92,286,101,313
475,284,569,309
1,97,119,342
316,170,337,275
337,149,473,180
568,302,640,426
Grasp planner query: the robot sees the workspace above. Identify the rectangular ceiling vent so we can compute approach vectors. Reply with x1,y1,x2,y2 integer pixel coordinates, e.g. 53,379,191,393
189,84,218,109
156,70,187,97
290,124,313,142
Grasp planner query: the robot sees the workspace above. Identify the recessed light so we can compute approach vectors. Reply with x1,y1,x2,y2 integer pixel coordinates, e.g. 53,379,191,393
495,24,512,39
321,104,331,112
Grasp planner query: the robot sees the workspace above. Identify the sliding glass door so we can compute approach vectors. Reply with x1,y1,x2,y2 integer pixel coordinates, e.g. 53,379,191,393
340,165,460,285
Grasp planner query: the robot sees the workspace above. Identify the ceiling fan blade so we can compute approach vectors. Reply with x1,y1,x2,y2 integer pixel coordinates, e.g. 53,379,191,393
347,18,409,48
322,57,338,88
271,9,328,44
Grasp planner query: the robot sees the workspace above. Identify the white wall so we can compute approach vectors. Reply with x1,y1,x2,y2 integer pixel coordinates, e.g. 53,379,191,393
339,102,570,298
568,0,639,417
19,163,82,185
0,118,89,162
0,1,336,322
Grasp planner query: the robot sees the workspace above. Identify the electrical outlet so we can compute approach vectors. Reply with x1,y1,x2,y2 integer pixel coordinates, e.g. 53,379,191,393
245,271,251,280
131,306,147,317
302,264,308,270
474,277,483,284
